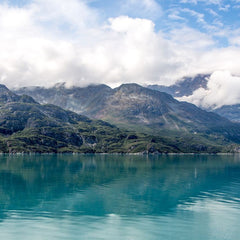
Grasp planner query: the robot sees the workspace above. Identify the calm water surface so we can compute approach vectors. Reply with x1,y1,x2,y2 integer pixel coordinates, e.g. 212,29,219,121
0,154,240,240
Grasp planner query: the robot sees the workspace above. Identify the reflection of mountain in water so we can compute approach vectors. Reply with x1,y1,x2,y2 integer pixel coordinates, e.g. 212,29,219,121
0,154,240,219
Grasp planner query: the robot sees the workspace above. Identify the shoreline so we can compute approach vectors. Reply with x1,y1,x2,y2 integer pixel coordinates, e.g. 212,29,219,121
0,152,239,156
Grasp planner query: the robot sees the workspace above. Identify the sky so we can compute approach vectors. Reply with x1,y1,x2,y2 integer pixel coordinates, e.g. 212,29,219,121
1,0,240,107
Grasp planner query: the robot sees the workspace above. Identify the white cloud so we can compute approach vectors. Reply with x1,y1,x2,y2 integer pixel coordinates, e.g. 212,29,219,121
122,0,162,20
169,7,221,32
178,71,240,108
31,0,99,30
180,0,198,4
180,0,230,11
0,0,239,109
207,8,219,16
181,8,206,25
80,16,179,86
219,4,230,11
230,37,240,46
228,28,240,46
168,10,186,21
0,1,177,88
180,0,223,5
0,1,174,88
168,27,214,49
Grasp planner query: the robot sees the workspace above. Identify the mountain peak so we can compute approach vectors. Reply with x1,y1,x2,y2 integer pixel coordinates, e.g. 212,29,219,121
84,84,112,91
115,83,175,101
11,82,240,152
0,84,10,92
115,83,146,94
53,82,67,89
0,84,21,103
148,74,209,98
52,82,112,90
117,83,142,89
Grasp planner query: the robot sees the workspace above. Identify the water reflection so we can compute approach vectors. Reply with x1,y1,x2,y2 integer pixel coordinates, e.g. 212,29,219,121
0,154,240,239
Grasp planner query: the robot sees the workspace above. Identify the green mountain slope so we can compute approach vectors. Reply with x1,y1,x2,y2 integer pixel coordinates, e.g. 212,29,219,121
2,84,230,153
16,83,240,145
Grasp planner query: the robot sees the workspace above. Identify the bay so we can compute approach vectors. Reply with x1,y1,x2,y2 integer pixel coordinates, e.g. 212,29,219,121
0,154,240,240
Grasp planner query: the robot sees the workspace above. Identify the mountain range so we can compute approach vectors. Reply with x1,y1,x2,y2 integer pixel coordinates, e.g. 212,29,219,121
3,84,233,153
147,74,209,98
14,82,240,153
147,74,240,122
1,84,186,153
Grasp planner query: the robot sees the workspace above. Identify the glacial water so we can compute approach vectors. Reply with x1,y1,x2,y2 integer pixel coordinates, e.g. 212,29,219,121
0,154,240,240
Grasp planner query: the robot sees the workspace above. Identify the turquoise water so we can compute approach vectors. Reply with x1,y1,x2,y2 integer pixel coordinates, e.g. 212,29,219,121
0,154,240,240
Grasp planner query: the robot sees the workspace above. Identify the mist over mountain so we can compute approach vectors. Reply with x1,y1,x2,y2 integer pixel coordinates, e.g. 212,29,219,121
147,74,209,98
147,73,240,123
